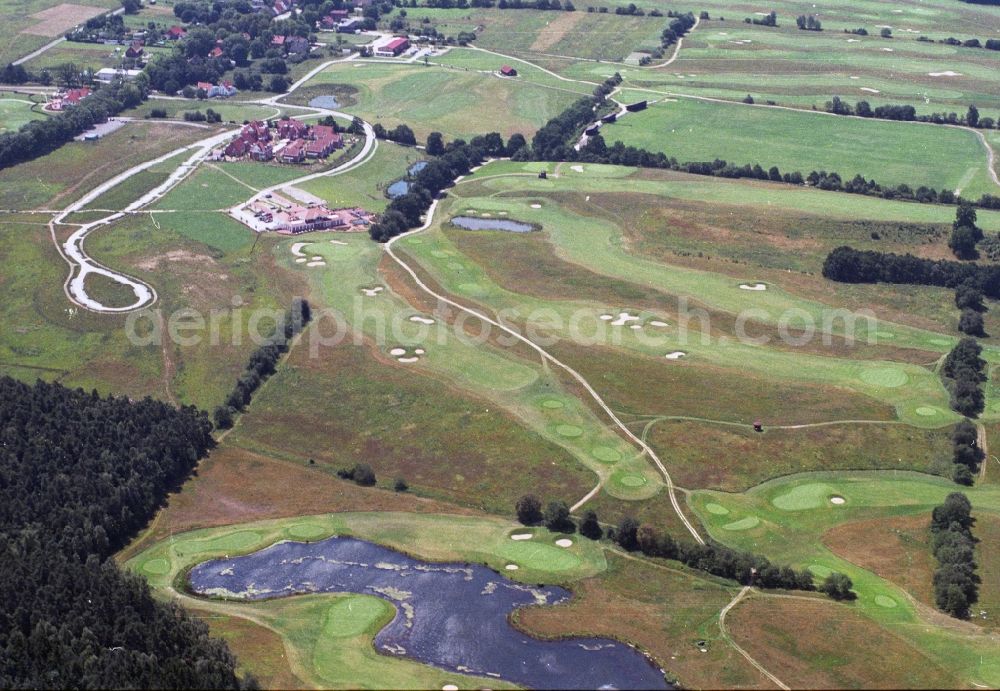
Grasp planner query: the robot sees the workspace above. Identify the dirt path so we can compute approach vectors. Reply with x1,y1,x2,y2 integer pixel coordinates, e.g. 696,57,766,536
718,586,790,690
384,177,704,545
978,422,989,482
158,311,178,406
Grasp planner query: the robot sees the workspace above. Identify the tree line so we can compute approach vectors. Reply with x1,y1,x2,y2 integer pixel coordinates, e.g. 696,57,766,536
368,130,526,242
513,495,859,597
825,97,997,130
931,492,980,618
0,377,250,688
0,79,146,171
950,419,984,485
213,298,312,429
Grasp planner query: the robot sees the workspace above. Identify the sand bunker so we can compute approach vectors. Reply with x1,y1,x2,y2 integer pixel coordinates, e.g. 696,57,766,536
846,39,859,43
530,203,542,209
361,286,384,297
609,312,640,326
295,257,307,263
739,283,767,291
311,256,322,261
665,351,686,360
330,239,348,245
929,71,962,77
409,315,436,325
415,348,425,355
504,564,519,571
629,324,641,330
291,242,309,257
510,533,533,541
860,87,880,93
849,75,860,79
398,357,419,363
390,348,407,356
882,47,894,52
571,165,584,173
648,320,668,327
830,496,846,505
306,261,326,267
555,539,573,548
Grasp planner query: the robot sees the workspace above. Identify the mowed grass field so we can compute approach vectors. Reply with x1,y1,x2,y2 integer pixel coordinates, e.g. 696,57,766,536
689,470,1000,688
299,60,586,140
602,94,999,199
0,93,46,133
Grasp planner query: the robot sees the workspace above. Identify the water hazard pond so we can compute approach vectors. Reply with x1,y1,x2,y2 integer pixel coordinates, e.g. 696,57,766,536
451,216,536,233
189,536,668,690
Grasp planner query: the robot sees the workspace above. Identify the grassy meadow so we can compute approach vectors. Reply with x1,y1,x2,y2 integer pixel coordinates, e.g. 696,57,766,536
602,94,999,199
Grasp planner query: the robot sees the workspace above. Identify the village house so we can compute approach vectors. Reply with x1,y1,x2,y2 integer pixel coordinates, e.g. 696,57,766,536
500,64,517,77
249,141,274,161
276,117,309,140
337,17,364,33
166,25,187,40
280,139,306,163
47,87,92,111
125,41,144,59
374,36,409,57
286,36,310,55
271,34,286,47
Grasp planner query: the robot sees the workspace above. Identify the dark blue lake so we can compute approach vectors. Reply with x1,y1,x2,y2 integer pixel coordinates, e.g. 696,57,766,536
408,160,428,175
387,180,411,198
188,536,668,690
452,216,535,233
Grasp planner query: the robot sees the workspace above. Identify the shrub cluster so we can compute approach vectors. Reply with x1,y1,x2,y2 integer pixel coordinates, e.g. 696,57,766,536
950,419,984,485
822,246,1000,297
213,298,311,428
931,492,980,618
337,463,377,486
942,338,986,418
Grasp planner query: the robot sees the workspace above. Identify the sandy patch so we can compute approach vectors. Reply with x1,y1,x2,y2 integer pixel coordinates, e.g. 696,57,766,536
607,311,639,326
510,533,533,541
409,315,435,325
629,324,641,330
882,47,894,52
361,286,384,297
530,204,542,209
860,87,880,93
648,320,668,327
928,71,962,77
504,564,519,571
22,3,105,36
830,496,846,505
390,348,407,356
136,249,217,270
330,239,348,245
306,261,326,267
529,10,585,52
295,257,307,263
398,357,419,364
555,538,573,548
291,242,309,257
570,165,584,173
414,348,425,355
665,351,686,360
739,283,767,291
846,39,859,43
311,255,323,261
849,75,860,79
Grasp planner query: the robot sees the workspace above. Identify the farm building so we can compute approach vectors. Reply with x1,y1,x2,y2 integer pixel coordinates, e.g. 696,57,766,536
374,37,409,57
625,100,648,112
94,68,143,83
500,65,517,77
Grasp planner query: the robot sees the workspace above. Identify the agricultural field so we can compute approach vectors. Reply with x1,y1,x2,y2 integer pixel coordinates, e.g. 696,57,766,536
602,94,1000,199
0,0,118,65
296,60,587,140
20,38,172,72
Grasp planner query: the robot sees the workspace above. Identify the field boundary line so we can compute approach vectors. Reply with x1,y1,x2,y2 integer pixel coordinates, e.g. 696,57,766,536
384,174,704,544
719,586,790,691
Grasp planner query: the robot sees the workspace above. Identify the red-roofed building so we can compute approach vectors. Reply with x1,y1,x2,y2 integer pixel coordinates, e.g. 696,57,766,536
225,137,249,157
500,64,517,77
280,139,306,163
374,36,409,57
243,120,271,142
166,25,187,40
125,41,144,59
249,142,274,161
208,46,224,58
271,34,285,46
196,81,213,92
276,117,308,140
305,134,341,158
311,124,336,140
65,87,91,105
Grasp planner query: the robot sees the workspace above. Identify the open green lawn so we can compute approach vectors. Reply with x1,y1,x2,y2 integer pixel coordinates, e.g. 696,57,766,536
120,98,285,124
602,94,999,200
689,470,1000,688
21,39,171,71
298,59,586,140
298,141,420,212
0,93,46,133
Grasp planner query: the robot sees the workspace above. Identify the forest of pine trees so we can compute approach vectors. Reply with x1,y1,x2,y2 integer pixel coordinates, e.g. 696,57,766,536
0,377,251,689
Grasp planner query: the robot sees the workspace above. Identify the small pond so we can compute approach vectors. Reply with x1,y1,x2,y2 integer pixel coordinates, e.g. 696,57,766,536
308,94,341,109
451,216,535,233
188,536,668,690
408,160,428,176
387,180,411,198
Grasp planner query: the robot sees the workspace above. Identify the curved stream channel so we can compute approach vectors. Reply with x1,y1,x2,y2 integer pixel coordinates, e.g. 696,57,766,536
189,536,669,690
